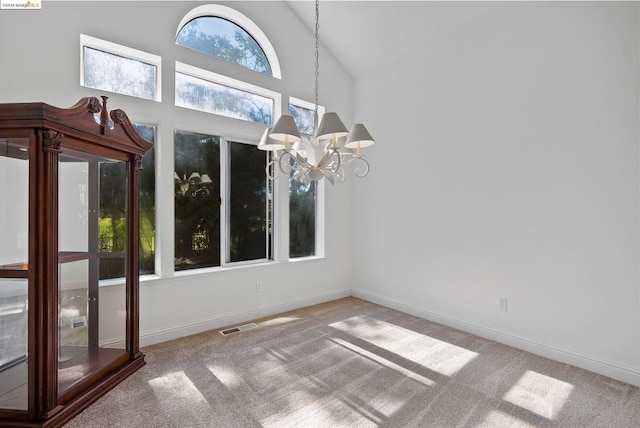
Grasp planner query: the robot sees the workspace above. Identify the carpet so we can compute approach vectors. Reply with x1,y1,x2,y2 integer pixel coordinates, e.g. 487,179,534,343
64,297,640,427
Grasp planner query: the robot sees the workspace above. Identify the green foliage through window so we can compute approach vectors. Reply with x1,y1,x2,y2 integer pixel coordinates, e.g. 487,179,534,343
176,16,272,76
135,124,156,275
98,160,127,280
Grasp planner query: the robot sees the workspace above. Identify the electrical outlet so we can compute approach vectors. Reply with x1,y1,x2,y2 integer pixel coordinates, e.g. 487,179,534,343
256,281,263,292
498,297,508,312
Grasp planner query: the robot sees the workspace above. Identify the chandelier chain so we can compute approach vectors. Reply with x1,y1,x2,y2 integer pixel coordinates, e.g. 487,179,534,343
314,0,320,119
262,0,374,184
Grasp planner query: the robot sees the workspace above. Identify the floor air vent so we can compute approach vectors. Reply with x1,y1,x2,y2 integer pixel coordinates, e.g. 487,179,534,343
220,323,258,336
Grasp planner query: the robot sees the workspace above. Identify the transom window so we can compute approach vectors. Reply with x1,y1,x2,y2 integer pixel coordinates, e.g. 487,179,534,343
80,34,161,101
175,63,275,125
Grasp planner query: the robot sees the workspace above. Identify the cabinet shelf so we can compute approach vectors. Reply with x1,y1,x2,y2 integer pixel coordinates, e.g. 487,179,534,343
59,252,92,264
58,347,129,402
0,263,28,278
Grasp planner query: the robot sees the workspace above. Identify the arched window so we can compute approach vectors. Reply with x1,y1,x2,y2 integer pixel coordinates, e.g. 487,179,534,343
175,5,281,78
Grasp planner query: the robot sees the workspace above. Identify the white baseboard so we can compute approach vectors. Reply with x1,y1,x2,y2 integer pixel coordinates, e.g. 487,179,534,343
139,288,351,347
351,288,640,387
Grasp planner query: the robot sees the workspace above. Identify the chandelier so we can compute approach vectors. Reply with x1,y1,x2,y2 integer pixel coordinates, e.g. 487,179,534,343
258,0,375,185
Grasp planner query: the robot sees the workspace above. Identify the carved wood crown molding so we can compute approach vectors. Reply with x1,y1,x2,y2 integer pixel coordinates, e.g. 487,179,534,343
0,97,153,155
42,130,63,153
114,109,126,125
88,97,102,114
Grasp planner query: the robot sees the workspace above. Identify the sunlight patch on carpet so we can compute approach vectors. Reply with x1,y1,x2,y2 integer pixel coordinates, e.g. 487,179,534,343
503,370,574,419
148,371,209,407
259,316,300,327
478,409,534,427
207,364,242,388
329,315,478,376
330,337,436,387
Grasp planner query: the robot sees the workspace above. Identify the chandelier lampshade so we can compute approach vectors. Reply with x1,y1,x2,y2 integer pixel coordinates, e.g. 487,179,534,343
269,115,302,149
258,127,285,151
344,123,375,150
315,112,349,143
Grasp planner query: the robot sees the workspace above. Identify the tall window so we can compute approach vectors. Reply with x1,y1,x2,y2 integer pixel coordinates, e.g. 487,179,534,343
289,179,316,258
173,133,271,270
288,100,320,258
174,131,221,271
227,141,271,263
134,124,156,275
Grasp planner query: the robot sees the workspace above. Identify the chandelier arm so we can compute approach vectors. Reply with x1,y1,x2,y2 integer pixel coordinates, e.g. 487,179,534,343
278,150,295,175
328,147,341,173
323,169,335,185
353,157,370,178
265,159,279,181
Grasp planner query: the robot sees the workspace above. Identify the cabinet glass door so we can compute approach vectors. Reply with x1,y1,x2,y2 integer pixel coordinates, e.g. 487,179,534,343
58,148,128,400
0,137,29,410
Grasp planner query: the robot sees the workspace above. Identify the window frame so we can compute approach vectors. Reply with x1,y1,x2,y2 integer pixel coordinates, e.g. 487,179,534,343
80,34,162,102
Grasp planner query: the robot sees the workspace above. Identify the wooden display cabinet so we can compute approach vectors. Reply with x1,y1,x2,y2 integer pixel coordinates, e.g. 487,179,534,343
0,97,151,427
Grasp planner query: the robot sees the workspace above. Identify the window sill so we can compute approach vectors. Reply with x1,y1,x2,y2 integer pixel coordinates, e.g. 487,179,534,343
288,255,325,263
97,256,327,288
173,259,279,278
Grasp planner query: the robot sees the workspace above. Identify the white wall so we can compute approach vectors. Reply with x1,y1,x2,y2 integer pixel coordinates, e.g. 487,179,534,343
352,2,640,386
0,1,354,345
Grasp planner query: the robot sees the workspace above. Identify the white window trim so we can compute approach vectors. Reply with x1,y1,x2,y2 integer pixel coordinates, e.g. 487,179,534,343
80,34,162,102
176,4,282,79
175,61,282,123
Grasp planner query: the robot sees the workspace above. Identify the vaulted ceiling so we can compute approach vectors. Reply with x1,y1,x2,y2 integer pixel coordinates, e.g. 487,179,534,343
286,1,498,79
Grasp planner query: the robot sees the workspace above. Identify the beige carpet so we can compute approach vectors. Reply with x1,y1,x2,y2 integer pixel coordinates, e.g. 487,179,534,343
64,297,640,427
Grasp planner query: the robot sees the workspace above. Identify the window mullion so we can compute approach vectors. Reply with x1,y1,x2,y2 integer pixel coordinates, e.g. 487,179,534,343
220,137,230,266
